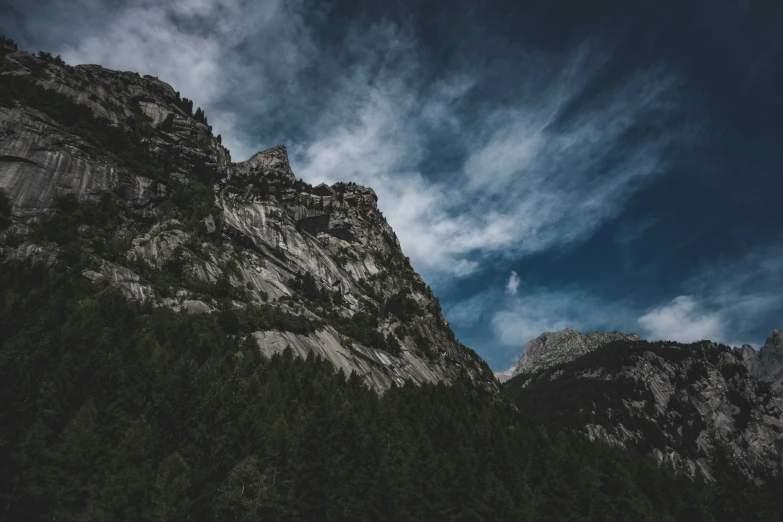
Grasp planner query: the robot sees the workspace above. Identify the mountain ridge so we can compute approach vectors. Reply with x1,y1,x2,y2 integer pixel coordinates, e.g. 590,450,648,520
496,327,641,382
0,45,493,393
504,330,783,480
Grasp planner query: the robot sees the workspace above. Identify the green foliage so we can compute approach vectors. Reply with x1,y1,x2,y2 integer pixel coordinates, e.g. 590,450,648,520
177,96,194,116
36,50,66,66
506,338,783,496
32,193,123,243
0,35,17,51
328,310,401,355
288,271,323,302
0,261,780,520
707,429,782,521
412,328,437,360
286,271,398,352
231,303,322,335
160,179,217,231
332,246,356,268
0,35,17,66
382,291,421,322
193,106,209,125
26,192,129,266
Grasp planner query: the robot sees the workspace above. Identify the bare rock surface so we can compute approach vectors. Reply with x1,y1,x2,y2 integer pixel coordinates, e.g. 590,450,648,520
739,330,783,392
496,328,641,382
510,331,783,480
0,49,494,393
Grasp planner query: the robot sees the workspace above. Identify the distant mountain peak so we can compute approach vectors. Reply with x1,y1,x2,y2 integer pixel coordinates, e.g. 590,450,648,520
738,330,783,391
235,144,295,182
496,328,640,382
509,336,783,480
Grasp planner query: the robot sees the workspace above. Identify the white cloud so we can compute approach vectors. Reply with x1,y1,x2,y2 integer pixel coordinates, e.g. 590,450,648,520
638,295,724,343
293,36,683,280
506,271,520,295
491,289,632,348
23,1,687,283
637,243,783,346
490,241,783,360
445,292,492,328
49,0,314,160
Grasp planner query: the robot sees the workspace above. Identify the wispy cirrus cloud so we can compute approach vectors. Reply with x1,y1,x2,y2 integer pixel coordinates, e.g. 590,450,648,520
448,240,783,369
7,0,688,281
613,215,661,245
10,0,781,372
293,38,686,279
446,279,637,368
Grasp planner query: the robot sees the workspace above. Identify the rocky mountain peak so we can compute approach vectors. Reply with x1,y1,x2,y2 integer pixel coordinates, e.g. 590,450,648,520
496,328,641,382
740,330,783,392
235,145,295,182
510,337,783,480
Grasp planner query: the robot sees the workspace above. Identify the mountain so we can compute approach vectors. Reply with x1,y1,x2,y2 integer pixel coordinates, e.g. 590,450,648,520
505,331,783,480
0,43,492,393
495,328,641,382
3,40,783,520
739,330,783,392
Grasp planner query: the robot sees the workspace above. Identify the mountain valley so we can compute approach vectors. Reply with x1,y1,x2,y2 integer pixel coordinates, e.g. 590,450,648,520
1,38,782,520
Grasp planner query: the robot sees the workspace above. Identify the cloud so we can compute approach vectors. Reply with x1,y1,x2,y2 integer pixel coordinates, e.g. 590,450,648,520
445,280,637,368
637,242,783,346
506,271,520,295
21,0,316,161
293,36,685,280
638,295,723,343
445,292,492,328
491,288,633,348
10,1,688,283
483,241,783,367
613,215,661,245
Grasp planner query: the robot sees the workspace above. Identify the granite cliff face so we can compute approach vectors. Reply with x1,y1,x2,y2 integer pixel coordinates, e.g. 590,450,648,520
506,330,783,480
738,330,783,393
0,45,492,393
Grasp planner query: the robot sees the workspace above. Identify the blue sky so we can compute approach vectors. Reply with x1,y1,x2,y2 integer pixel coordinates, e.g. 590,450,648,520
3,0,783,370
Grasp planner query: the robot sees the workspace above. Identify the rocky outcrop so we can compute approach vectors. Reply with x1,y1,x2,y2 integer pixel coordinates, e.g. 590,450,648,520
739,330,783,392
510,336,783,480
0,106,123,215
0,50,229,217
234,145,295,182
495,328,640,382
0,48,493,393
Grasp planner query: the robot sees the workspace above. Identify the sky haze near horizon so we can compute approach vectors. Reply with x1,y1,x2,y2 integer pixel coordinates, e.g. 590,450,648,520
3,0,783,370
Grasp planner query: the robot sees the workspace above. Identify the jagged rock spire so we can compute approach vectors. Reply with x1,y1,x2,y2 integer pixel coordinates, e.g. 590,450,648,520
236,145,295,182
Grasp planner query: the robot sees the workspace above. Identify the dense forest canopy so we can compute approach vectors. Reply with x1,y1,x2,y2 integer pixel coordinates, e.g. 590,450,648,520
0,260,781,521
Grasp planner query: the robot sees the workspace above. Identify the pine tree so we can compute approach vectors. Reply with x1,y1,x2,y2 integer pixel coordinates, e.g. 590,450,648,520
152,452,191,521
214,456,268,521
